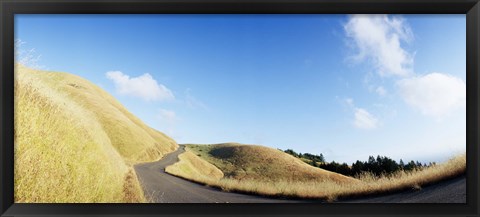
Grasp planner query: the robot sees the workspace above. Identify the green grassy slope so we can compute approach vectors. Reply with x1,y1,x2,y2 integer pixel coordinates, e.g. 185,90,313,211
14,64,178,202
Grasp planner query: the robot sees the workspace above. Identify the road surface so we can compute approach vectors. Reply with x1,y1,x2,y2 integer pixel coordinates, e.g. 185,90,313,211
343,175,466,203
134,146,466,203
134,146,304,203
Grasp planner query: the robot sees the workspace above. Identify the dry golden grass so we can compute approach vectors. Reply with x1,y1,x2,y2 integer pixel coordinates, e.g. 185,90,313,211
24,65,177,163
123,169,147,203
14,64,176,203
165,149,224,183
167,143,466,201
340,154,466,200
188,143,356,184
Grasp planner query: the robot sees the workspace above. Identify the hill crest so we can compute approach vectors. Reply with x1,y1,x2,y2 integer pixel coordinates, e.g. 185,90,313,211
187,143,357,184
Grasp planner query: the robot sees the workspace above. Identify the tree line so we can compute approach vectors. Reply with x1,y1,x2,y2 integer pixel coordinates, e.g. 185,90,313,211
282,149,435,177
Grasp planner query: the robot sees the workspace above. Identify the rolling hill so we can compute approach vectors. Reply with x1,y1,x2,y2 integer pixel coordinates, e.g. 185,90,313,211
166,143,359,200
166,143,465,201
187,143,356,183
14,64,178,202
14,64,466,202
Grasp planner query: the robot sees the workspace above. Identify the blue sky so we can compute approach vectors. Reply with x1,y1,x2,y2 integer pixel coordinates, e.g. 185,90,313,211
15,14,466,164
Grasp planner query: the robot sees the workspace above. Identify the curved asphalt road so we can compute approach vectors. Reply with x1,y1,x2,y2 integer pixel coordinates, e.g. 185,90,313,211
134,146,466,203
343,175,466,203
134,145,303,203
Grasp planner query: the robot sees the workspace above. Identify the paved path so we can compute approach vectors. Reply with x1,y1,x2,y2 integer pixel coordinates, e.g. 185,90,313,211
134,146,466,203
134,146,304,203
343,175,466,203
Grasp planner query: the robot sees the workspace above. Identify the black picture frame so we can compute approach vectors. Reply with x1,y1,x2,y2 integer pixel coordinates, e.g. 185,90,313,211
1,0,479,216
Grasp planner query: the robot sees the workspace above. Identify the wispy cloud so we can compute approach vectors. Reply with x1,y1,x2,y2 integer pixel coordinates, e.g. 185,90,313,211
344,15,465,119
345,98,380,130
157,108,179,140
106,71,174,102
159,108,177,124
14,39,47,69
354,108,380,130
185,88,209,111
397,72,466,118
345,98,354,107
375,86,387,96
344,15,414,77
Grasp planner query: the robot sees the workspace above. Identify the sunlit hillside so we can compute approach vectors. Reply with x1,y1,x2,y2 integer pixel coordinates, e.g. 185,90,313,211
188,143,356,183
14,64,178,202
166,143,359,200
165,146,225,183
166,143,465,201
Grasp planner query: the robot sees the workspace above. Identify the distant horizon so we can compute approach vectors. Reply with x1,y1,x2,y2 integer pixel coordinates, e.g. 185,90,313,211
15,14,466,164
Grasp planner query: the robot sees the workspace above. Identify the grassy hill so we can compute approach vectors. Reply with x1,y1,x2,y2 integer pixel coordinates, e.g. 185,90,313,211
166,143,359,200
187,143,355,183
14,64,178,202
167,143,465,201
165,147,225,184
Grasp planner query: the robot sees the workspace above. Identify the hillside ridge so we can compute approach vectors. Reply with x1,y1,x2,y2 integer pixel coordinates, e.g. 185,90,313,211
14,64,177,202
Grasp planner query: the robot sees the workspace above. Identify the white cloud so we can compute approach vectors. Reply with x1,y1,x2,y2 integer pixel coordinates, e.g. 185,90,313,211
354,108,380,130
157,108,180,140
397,72,466,118
344,15,414,77
159,109,177,124
345,98,354,107
185,88,209,111
344,98,380,130
375,86,387,96
106,71,174,102
344,15,466,120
